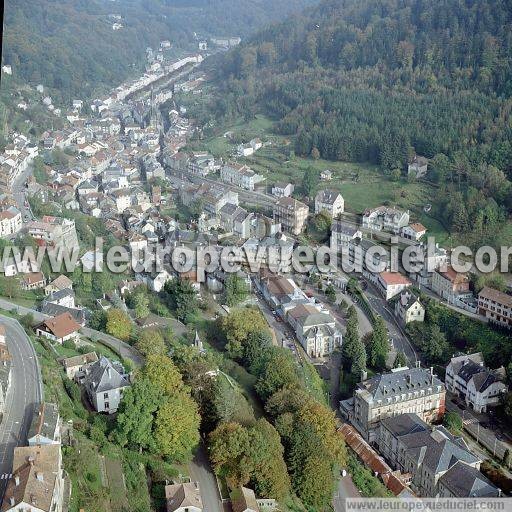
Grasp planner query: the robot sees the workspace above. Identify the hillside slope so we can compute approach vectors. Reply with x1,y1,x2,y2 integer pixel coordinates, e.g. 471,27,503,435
212,0,512,246
1,0,317,102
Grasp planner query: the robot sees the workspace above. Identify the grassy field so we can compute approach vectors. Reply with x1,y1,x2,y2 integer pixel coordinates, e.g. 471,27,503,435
189,113,452,243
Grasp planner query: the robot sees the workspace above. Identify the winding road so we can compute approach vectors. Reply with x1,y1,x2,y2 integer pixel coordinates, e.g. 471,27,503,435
0,314,42,500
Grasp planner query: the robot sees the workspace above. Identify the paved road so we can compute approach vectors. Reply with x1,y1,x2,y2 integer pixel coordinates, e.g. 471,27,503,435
361,279,418,364
0,298,224,508
333,474,361,511
11,161,35,222
188,444,224,512
0,315,42,500
0,298,144,368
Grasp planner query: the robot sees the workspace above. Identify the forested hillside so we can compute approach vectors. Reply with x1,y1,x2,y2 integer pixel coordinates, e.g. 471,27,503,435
1,0,316,103
211,0,512,247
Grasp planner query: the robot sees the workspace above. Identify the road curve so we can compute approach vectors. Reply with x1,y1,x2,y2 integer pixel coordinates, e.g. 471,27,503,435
0,298,222,510
0,314,42,500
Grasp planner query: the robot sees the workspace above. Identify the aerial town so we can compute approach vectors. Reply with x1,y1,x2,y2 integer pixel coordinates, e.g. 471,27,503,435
0,3,512,512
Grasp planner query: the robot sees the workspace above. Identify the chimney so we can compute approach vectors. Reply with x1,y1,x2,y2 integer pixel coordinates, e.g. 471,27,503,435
14,475,20,486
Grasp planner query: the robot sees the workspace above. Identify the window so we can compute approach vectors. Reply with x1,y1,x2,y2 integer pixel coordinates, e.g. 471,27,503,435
105,402,110,409
104,392,109,399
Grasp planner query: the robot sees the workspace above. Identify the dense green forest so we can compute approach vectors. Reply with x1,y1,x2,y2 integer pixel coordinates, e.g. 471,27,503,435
209,0,512,248
1,0,316,103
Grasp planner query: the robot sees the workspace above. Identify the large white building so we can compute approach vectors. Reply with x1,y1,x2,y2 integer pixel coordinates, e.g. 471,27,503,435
341,366,446,442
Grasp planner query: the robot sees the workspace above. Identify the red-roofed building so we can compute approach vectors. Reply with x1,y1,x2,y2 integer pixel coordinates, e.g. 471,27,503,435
377,271,412,300
432,266,469,302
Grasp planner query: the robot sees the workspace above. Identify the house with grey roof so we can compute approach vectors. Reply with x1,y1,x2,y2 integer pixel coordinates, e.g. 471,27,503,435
342,366,445,442
165,482,202,512
376,412,499,497
41,288,76,309
286,303,341,358
314,189,344,218
83,356,130,414
445,353,508,413
27,402,61,446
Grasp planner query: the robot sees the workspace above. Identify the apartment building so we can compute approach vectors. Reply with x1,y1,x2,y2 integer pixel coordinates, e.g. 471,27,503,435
377,271,412,300
478,286,512,329
0,206,22,238
330,220,362,252
220,163,264,191
376,413,499,497
341,366,445,442
273,196,309,235
362,206,410,234
314,189,344,218
445,353,508,413
431,266,469,302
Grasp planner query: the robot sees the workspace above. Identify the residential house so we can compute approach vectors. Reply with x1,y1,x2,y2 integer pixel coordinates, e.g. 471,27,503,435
341,366,445,442
0,206,22,237
83,356,130,414
221,163,264,191
45,275,73,296
35,313,81,345
377,272,412,301
394,290,425,325
400,223,427,241
407,156,429,179
271,182,293,198
431,266,470,302
42,288,76,309
41,302,86,326
27,402,61,446
273,196,309,235
477,286,512,329
61,352,99,381
314,189,344,218
287,303,342,358
1,445,64,512
376,413,498,497
21,272,46,290
165,482,203,512
445,353,508,413
362,206,410,234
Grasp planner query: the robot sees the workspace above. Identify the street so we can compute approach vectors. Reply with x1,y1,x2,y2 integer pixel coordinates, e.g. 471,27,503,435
188,444,224,512
362,278,418,364
0,315,42,500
